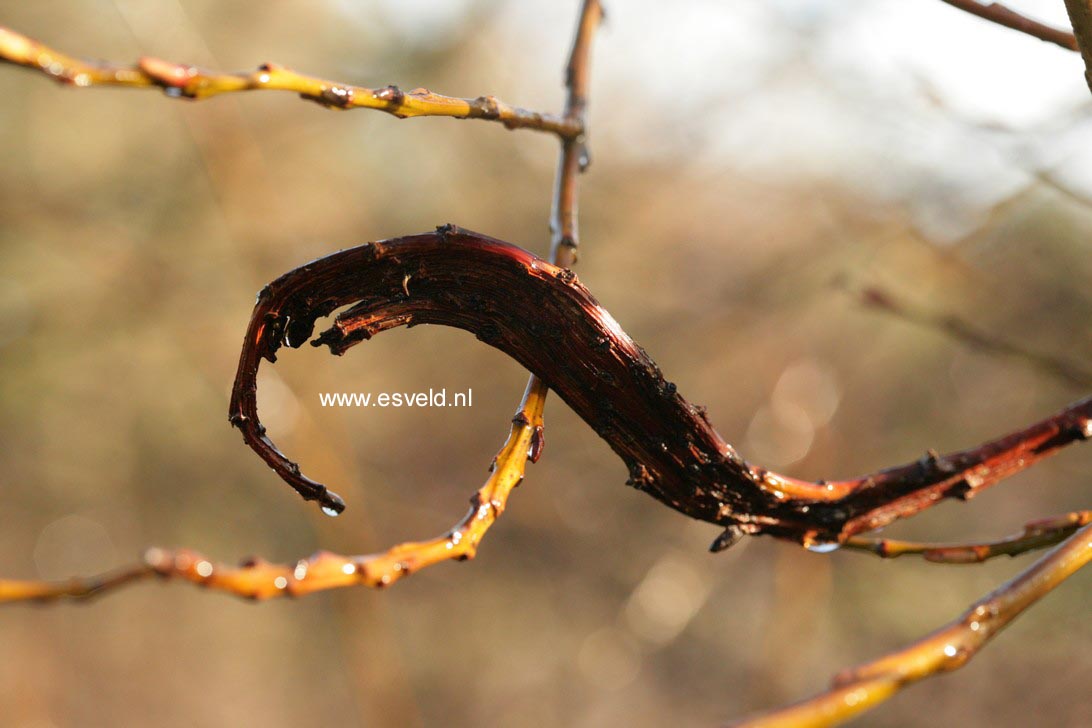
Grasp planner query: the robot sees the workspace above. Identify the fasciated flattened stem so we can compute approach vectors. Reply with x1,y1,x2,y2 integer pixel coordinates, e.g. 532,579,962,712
230,227,1092,545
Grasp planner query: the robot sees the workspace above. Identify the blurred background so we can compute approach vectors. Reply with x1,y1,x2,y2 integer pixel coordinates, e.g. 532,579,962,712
0,0,1090,725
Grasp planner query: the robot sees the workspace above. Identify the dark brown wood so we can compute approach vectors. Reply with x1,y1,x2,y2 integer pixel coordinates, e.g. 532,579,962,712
229,226,1092,546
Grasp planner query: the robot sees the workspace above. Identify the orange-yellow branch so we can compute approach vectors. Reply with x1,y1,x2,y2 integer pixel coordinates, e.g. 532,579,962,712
0,563,152,602
732,523,1092,727
0,0,601,608
845,511,1091,563
0,26,581,137
0,380,545,602
0,4,1088,728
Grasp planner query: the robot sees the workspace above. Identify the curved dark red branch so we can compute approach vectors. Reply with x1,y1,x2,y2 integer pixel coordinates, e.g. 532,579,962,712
229,227,1092,545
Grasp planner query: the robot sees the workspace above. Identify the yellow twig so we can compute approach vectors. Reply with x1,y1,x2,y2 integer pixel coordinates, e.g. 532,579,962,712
0,0,602,605
0,25,580,137
731,523,1092,727
0,384,544,602
844,511,1091,563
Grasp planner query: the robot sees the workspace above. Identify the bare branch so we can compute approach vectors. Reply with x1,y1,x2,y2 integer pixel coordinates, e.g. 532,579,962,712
845,511,1091,563
0,1,604,605
0,26,580,137
0,5,1089,727
218,228,1092,548
513,0,603,545
940,0,1079,51
0,563,153,602
549,0,602,265
0,394,543,602
731,523,1092,727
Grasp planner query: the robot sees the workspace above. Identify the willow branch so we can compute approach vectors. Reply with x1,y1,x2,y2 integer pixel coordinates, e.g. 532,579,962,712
0,398,542,603
859,286,1092,388
224,228,1092,548
7,222,1092,604
0,4,601,605
3,0,1089,619
0,563,154,602
0,248,548,603
731,522,1092,727
0,26,580,137
940,0,1079,50
844,510,1091,563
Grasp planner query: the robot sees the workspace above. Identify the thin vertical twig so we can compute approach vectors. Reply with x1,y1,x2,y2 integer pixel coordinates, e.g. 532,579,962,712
519,0,604,466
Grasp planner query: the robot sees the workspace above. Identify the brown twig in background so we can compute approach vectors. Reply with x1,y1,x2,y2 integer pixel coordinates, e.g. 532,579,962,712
859,285,1092,388
908,71,1092,211
508,0,601,542
940,0,1079,50
0,26,580,137
1035,167,1092,208
845,510,1091,563
731,522,1092,727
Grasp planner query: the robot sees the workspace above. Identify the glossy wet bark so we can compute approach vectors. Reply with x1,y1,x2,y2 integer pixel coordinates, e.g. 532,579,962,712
230,227,1092,546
